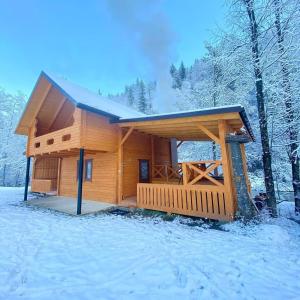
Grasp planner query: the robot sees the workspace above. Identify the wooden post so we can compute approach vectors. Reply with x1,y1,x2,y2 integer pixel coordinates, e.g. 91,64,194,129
56,158,62,195
77,148,84,215
182,163,188,185
117,129,123,204
218,120,235,219
151,136,155,179
24,156,31,201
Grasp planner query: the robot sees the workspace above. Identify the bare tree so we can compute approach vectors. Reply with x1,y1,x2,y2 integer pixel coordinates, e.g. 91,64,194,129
242,0,277,216
273,0,300,212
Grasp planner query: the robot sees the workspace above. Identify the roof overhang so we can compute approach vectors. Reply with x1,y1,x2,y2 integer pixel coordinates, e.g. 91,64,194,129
112,105,255,142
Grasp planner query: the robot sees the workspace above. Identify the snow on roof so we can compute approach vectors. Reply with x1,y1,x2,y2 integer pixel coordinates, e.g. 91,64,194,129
42,71,145,119
115,104,255,141
117,104,245,121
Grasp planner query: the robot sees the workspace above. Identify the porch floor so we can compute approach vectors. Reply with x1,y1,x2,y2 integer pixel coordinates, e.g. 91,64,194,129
26,196,116,215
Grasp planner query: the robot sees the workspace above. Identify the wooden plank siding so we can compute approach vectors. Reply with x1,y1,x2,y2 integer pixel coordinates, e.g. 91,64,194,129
122,132,172,199
59,152,117,203
82,111,119,152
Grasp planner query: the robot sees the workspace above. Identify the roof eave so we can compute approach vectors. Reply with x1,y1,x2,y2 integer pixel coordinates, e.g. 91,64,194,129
111,105,255,142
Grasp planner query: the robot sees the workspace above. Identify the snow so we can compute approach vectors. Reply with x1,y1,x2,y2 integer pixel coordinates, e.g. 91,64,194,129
43,72,145,119
1,187,300,300
118,104,244,121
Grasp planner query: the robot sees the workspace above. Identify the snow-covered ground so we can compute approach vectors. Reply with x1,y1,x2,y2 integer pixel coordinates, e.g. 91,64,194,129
0,187,300,300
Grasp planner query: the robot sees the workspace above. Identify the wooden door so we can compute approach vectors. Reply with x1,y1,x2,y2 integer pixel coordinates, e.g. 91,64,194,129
139,159,150,183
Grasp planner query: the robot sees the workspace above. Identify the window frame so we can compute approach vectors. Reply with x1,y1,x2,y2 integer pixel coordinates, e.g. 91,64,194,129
84,159,93,182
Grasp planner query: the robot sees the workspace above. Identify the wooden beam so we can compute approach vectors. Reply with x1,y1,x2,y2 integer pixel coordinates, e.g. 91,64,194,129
56,157,62,195
120,127,134,146
218,120,235,218
151,135,155,178
117,128,123,204
117,112,241,127
198,124,220,144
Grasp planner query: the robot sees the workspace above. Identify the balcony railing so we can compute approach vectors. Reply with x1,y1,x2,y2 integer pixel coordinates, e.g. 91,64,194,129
28,126,80,156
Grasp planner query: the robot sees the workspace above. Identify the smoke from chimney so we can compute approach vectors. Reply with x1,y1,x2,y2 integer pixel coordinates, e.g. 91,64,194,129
105,0,177,112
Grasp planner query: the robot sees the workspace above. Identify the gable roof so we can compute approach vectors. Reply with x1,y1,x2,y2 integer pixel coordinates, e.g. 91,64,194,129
42,72,145,119
15,71,145,135
16,71,254,142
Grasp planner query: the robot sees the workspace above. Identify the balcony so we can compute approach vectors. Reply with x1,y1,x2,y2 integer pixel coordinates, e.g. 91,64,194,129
28,126,80,156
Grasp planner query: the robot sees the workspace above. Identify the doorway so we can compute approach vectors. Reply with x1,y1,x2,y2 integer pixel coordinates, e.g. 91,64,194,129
139,159,150,183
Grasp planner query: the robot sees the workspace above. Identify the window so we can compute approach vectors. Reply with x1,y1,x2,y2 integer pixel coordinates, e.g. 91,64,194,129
85,159,93,181
77,159,93,181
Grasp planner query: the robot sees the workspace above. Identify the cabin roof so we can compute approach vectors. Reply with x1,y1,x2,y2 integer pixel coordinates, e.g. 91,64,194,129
16,71,254,142
41,72,145,119
114,105,255,141
15,71,145,135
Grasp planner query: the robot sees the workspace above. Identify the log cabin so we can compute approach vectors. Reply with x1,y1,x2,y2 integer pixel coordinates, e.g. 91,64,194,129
15,71,255,221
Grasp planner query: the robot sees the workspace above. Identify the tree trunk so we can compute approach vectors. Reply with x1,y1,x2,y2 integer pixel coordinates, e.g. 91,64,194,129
244,0,277,216
273,0,300,213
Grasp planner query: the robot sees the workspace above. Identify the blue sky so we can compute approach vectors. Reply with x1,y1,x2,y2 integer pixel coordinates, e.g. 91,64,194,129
0,0,226,97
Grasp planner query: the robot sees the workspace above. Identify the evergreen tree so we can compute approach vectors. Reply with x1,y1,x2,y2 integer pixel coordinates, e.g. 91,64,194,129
170,64,177,77
170,64,181,89
127,86,135,107
138,80,147,113
178,61,186,81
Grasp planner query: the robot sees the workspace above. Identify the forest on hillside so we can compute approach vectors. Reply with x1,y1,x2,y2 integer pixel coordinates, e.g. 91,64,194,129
0,0,299,211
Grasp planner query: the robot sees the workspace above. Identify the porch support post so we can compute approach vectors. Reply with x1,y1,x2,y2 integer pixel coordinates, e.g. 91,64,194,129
218,120,235,219
24,156,31,201
77,148,84,215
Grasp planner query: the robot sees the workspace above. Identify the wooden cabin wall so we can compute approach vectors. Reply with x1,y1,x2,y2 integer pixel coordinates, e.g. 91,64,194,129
82,111,119,152
123,131,151,197
122,132,172,198
153,136,172,165
34,157,59,179
58,152,117,203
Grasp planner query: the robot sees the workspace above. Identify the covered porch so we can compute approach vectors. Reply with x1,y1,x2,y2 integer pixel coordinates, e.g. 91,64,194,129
116,106,254,221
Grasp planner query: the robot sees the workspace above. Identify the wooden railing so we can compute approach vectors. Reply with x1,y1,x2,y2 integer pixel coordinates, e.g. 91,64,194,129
152,164,182,182
181,161,223,186
152,161,223,186
137,183,233,221
31,179,57,193
28,126,80,156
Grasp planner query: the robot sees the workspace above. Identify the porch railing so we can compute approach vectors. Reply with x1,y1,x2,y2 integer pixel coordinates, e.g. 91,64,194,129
152,160,223,186
137,183,232,221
